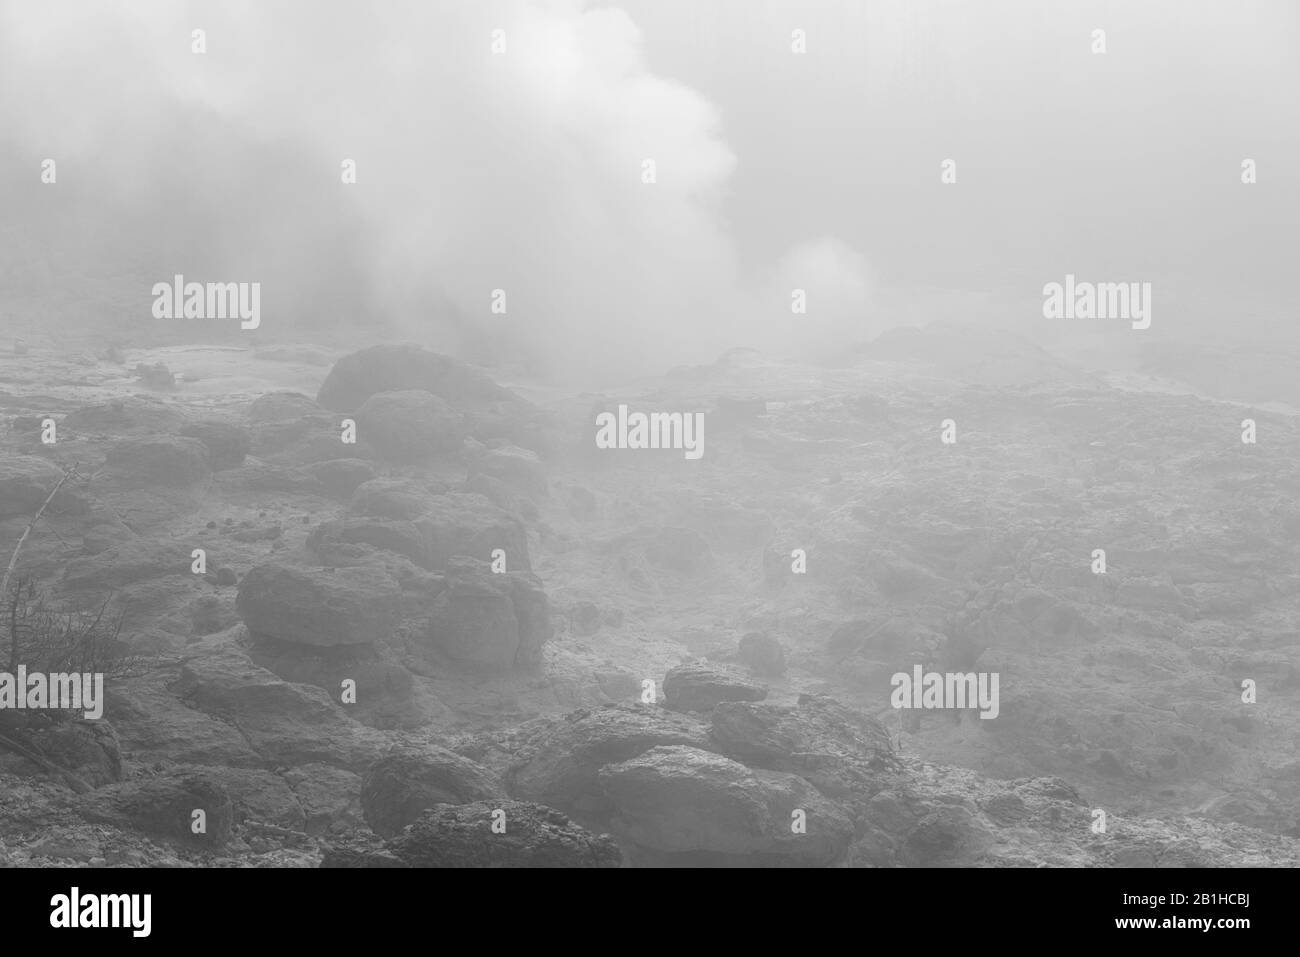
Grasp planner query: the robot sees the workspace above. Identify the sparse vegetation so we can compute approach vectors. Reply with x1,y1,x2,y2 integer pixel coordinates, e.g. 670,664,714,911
3,576,139,683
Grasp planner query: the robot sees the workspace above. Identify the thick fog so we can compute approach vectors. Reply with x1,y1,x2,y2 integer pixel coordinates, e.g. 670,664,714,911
4,0,1296,384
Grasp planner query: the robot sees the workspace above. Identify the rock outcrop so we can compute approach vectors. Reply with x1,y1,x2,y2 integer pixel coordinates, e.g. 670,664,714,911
77,768,235,848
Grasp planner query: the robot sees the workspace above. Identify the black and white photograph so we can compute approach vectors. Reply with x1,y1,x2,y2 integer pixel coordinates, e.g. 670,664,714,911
0,0,1295,936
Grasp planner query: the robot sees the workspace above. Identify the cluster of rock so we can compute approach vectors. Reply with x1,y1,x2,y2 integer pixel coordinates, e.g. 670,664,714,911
4,328,1299,868
695,342,1300,838
323,659,1297,868
0,344,574,862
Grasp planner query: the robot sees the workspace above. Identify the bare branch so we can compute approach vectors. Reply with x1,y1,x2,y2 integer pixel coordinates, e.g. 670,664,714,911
0,462,78,611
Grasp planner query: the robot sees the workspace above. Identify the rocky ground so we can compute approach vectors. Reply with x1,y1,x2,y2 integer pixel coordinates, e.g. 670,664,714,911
0,327,1296,867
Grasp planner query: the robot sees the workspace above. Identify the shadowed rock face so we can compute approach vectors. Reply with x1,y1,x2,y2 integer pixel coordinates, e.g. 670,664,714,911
22,718,122,788
77,768,235,848
360,746,505,838
385,801,622,868
236,560,401,648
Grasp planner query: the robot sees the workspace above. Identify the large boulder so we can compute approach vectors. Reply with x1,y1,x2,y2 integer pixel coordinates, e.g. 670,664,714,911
307,517,429,569
414,494,531,571
710,695,897,772
247,391,323,424
350,479,447,520
180,420,251,470
246,391,373,464
468,444,547,498
505,705,713,813
317,344,519,413
598,745,854,865
356,390,465,462
709,695,903,811
77,767,235,847
175,637,388,770
236,561,401,648
0,456,89,518
360,746,506,838
308,459,377,498
103,436,211,486
425,558,551,670
316,344,549,452
385,801,622,868
248,637,417,730
662,661,768,713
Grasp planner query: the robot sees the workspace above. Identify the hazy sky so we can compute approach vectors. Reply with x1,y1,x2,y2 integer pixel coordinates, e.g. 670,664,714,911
2,0,1296,380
